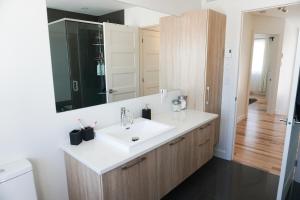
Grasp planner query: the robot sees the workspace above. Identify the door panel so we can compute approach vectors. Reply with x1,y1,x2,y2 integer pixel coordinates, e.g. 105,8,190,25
103,23,139,102
277,31,300,200
140,29,160,96
157,132,193,197
102,150,157,200
193,124,214,171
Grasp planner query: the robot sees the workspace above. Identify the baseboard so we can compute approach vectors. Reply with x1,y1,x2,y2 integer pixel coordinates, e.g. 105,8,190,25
214,147,229,160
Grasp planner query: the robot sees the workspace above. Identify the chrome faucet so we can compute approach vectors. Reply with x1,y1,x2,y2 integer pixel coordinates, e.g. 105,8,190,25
121,107,126,126
121,107,134,127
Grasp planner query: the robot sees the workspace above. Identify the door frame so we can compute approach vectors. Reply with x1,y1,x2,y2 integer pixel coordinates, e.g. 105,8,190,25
231,3,300,200
276,29,300,200
231,2,300,159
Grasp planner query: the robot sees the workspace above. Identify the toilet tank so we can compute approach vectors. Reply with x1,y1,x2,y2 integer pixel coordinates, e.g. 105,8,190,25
0,159,37,200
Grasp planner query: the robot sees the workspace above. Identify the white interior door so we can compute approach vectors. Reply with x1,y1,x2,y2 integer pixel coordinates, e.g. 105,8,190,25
277,31,300,200
103,23,139,103
140,29,160,96
266,35,280,113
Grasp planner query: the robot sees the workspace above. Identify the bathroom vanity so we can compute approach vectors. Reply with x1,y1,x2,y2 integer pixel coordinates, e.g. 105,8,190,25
62,110,218,200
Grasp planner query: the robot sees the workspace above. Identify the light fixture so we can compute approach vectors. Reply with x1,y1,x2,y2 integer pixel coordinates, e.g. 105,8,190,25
258,10,267,14
278,7,288,13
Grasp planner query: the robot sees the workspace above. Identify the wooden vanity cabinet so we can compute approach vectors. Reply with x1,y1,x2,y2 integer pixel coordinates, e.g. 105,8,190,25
64,121,216,200
102,150,157,200
157,132,193,197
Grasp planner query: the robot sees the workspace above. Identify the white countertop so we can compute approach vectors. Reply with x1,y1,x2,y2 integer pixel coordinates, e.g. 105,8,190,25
61,110,218,175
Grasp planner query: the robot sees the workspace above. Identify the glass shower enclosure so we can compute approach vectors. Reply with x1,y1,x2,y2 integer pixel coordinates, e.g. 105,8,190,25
48,19,106,112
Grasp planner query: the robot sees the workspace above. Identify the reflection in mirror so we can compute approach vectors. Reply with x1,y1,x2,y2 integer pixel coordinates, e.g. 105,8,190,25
46,3,162,112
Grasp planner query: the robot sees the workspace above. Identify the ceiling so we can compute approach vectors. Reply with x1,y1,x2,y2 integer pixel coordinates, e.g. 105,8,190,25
116,0,202,15
46,0,133,16
253,4,300,19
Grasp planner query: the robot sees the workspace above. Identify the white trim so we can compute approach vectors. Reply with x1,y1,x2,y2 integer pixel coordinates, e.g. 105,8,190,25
48,18,103,26
230,10,247,161
214,148,227,159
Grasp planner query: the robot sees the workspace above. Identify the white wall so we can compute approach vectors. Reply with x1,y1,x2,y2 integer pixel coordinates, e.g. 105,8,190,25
0,1,179,199
276,20,299,115
119,0,202,15
236,13,254,122
124,7,168,27
201,0,300,160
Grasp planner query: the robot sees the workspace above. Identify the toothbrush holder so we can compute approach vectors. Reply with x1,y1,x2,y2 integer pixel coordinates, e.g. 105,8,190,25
82,126,95,141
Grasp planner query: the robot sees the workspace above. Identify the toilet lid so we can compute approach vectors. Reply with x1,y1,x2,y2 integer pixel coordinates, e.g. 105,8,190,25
0,159,32,184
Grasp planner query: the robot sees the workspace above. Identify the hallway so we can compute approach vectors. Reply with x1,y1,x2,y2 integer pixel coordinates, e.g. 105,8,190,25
234,95,287,175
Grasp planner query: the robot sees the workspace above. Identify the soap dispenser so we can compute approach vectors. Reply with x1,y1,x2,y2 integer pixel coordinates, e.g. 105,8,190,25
142,104,151,120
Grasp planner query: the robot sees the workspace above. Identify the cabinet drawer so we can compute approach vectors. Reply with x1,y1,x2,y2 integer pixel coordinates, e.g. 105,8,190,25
193,123,214,171
157,132,193,197
102,150,157,200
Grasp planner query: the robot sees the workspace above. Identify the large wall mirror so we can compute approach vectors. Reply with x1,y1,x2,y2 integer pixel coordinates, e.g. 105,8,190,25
47,1,164,112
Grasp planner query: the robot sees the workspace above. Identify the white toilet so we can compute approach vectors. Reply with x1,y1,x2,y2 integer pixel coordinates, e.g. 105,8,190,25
0,159,37,200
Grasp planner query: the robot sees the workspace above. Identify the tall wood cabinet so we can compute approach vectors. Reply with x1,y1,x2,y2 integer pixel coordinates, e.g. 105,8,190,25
160,10,226,144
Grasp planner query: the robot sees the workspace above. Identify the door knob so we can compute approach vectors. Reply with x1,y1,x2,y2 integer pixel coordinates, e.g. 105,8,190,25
280,119,287,123
280,119,288,125
280,119,292,125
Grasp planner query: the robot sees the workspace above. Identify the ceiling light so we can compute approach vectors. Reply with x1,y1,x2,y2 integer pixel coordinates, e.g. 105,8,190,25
258,10,267,14
278,7,288,13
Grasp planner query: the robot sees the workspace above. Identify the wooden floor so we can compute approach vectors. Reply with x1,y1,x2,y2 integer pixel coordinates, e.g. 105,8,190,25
234,95,286,175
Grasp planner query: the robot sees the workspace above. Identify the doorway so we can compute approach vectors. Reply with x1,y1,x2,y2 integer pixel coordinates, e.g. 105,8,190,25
249,34,279,113
139,25,160,96
235,33,287,175
234,4,300,178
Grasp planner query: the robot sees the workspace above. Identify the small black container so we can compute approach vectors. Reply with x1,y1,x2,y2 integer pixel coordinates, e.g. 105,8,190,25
82,127,95,141
69,129,82,145
142,104,151,120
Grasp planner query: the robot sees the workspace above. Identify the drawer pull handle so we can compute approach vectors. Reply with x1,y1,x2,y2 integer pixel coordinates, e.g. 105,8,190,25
198,139,210,147
169,137,185,146
121,157,146,170
199,123,211,130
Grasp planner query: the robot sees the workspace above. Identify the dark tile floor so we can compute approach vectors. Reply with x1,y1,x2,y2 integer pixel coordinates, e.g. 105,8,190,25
162,157,279,200
286,181,300,200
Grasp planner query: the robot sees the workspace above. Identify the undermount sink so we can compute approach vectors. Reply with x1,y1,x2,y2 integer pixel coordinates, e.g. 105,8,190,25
96,118,175,152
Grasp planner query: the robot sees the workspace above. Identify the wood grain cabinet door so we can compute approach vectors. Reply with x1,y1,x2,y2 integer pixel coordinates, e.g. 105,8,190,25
157,132,193,197
102,150,158,200
193,123,214,171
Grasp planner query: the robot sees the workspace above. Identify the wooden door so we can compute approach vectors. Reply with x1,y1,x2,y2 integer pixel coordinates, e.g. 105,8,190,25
140,29,160,96
103,22,139,103
205,10,226,145
102,150,157,200
277,31,300,200
193,123,214,171
157,132,193,197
